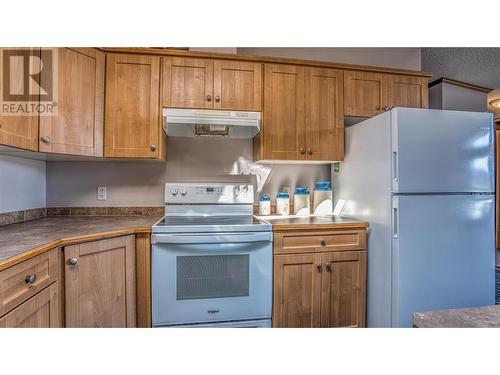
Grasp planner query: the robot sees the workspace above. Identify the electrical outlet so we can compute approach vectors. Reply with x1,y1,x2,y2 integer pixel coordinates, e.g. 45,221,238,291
97,186,107,201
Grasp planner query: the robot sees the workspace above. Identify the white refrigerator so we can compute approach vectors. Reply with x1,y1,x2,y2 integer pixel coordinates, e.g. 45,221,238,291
333,108,496,327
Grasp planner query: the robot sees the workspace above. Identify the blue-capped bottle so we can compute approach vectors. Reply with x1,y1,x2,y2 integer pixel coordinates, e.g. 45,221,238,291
276,192,290,216
313,181,333,215
293,186,310,216
259,194,271,216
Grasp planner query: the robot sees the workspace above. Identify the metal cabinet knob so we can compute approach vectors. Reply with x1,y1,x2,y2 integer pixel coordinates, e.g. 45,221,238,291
320,239,326,246
325,262,332,272
307,148,313,155
206,95,212,102
382,106,390,111
299,148,305,155
40,136,51,144
68,257,78,266
215,96,220,102
150,144,157,151
25,274,37,284
315,263,322,272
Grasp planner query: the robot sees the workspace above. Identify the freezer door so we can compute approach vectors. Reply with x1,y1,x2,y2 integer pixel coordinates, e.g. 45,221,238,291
392,108,494,193
392,194,496,327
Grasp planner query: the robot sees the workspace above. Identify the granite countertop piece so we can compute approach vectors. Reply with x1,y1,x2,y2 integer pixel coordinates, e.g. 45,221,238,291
0,215,162,271
258,215,369,230
413,305,500,328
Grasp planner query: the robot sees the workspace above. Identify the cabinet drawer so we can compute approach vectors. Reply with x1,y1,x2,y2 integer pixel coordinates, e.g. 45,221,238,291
274,230,366,254
0,249,58,317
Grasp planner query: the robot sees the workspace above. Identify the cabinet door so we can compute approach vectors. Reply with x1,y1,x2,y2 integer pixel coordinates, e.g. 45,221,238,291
305,67,344,161
104,54,160,158
213,60,262,111
0,282,60,328
162,57,213,109
39,48,104,156
387,75,428,109
320,251,366,328
273,253,322,328
64,235,136,328
263,64,306,160
344,71,387,117
0,48,39,151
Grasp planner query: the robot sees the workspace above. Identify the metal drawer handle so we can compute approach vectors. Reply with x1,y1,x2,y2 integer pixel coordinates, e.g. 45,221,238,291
299,148,305,155
320,239,326,246
206,95,212,102
25,274,37,284
68,257,78,266
307,148,313,155
315,263,322,272
150,144,157,151
40,136,51,144
215,95,220,102
324,262,332,272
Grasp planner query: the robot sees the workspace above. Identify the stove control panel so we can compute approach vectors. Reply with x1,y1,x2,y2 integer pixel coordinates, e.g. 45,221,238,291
165,183,254,204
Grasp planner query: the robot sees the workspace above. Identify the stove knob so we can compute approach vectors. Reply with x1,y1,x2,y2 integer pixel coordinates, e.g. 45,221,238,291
242,185,249,193
180,189,188,196
170,188,179,196
233,185,240,196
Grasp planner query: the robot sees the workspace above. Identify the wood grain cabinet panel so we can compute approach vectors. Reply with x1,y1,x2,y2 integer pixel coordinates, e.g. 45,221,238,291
0,282,60,328
64,235,136,328
0,48,40,151
39,48,104,156
105,53,160,158
213,60,262,111
273,253,322,328
0,248,58,317
344,71,387,117
320,251,366,328
162,57,213,109
305,67,344,161
273,229,367,328
387,75,428,109
262,64,306,160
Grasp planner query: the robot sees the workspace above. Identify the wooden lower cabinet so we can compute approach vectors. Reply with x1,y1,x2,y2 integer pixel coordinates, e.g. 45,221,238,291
64,235,136,328
0,282,60,328
273,229,367,328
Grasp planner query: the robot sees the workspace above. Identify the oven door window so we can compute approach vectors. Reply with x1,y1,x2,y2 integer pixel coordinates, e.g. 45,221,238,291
176,255,250,300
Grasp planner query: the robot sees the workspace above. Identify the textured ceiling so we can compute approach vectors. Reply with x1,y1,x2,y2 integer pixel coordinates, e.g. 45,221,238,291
422,48,500,90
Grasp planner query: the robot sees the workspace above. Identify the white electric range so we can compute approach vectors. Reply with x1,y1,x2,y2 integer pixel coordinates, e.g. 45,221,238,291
151,182,272,328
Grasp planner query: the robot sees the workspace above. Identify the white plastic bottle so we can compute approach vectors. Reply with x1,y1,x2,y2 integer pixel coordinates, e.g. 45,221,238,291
276,192,290,216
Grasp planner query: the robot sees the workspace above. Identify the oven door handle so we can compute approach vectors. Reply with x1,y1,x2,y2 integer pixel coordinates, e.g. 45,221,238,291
151,232,272,244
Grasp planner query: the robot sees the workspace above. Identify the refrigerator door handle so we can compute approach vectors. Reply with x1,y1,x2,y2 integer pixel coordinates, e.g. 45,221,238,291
393,207,398,239
393,151,398,182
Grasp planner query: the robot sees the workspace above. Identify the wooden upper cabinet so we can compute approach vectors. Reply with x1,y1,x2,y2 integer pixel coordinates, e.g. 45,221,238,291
0,48,39,151
387,75,428,109
213,60,262,111
0,283,60,328
162,57,213,109
320,251,366,328
273,253,322,328
262,64,305,160
105,53,160,158
39,48,104,156
64,235,136,328
344,71,387,117
305,67,344,161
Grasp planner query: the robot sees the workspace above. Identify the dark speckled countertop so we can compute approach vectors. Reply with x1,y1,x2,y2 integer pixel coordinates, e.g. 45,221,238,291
0,216,161,271
413,305,500,328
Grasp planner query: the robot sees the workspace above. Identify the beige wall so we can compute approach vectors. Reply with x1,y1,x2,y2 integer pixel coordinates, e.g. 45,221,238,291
46,138,330,207
237,47,422,70
0,155,46,213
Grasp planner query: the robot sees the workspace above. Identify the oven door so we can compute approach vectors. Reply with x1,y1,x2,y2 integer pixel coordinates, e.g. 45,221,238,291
151,232,272,327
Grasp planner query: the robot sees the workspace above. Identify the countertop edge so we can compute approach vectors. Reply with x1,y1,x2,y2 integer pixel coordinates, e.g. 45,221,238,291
270,222,369,231
0,225,152,272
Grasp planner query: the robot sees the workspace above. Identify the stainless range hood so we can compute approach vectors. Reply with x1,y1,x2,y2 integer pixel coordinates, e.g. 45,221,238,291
163,108,261,138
